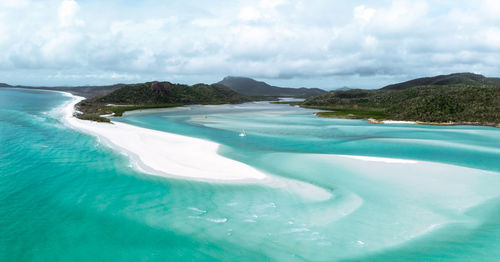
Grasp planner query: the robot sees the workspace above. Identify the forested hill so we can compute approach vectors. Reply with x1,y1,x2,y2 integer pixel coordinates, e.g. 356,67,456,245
1,80,256,122
382,73,500,90
75,81,252,122
218,76,326,97
2,76,328,99
303,73,500,125
92,82,250,105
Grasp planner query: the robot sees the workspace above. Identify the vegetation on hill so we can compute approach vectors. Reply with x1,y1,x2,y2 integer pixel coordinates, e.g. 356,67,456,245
2,76,325,99
382,72,500,90
4,72,499,126
94,82,249,104
303,73,500,126
75,81,252,121
218,76,326,97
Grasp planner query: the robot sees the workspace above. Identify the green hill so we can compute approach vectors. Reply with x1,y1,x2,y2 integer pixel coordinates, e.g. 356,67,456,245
382,73,500,90
303,73,500,126
75,81,251,122
93,82,249,105
218,76,326,97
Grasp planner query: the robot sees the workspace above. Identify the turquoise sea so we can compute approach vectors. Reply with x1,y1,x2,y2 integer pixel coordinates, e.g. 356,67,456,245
1,87,500,261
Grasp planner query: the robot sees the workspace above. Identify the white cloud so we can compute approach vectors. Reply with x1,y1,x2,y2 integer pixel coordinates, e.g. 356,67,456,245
354,5,375,25
259,0,286,9
363,35,378,49
0,0,30,8
59,0,84,27
191,18,228,28
478,27,500,49
238,7,261,21
481,0,500,21
0,0,499,88
49,71,140,80
370,0,428,34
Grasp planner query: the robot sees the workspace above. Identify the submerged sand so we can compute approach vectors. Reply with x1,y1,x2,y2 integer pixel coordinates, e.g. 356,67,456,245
59,93,334,201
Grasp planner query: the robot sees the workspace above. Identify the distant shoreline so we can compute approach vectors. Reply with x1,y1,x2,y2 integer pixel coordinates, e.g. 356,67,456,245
313,112,500,128
4,86,497,128
273,101,500,128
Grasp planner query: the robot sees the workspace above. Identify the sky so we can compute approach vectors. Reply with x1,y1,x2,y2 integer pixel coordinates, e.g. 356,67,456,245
1,0,500,89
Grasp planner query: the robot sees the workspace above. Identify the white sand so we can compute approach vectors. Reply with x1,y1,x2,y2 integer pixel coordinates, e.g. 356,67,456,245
58,93,333,201
61,93,267,182
338,155,419,164
382,120,416,124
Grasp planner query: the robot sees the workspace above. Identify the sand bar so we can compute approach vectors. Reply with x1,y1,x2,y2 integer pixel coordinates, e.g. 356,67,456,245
61,93,267,182
58,93,333,201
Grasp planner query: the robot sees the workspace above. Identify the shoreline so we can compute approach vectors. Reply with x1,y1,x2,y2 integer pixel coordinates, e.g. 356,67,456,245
313,112,500,128
56,90,498,207
60,92,268,182
57,92,333,201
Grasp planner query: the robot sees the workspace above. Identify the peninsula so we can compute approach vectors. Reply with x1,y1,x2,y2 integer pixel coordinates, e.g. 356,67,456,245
75,81,253,122
301,73,500,127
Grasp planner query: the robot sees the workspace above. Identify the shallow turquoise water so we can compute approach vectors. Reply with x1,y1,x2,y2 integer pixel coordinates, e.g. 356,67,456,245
1,88,500,261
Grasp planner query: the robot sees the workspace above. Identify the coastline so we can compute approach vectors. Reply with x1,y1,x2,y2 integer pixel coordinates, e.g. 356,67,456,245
13,88,500,245
60,92,268,182
58,92,335,201
313,112,500,128
58,90,498,208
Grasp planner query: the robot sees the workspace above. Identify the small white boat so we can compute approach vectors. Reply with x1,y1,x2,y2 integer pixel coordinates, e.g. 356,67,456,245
239,129,246,137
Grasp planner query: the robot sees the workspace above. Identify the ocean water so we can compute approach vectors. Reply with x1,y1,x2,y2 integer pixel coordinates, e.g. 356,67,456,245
1,88,500,261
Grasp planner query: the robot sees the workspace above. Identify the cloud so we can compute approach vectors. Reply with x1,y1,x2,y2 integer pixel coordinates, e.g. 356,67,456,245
481,0,500,21
259,0,286,9
49,71,140,80
369,0,429,34
354,5,375,25
0,0,29,8
59,0,84,27
0,0,499,88
239,7,261,21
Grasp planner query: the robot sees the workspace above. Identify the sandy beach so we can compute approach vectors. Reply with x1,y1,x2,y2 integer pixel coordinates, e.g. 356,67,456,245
58,93,334,201
61,93,267,182
337,155,419,164
382,120,417,124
